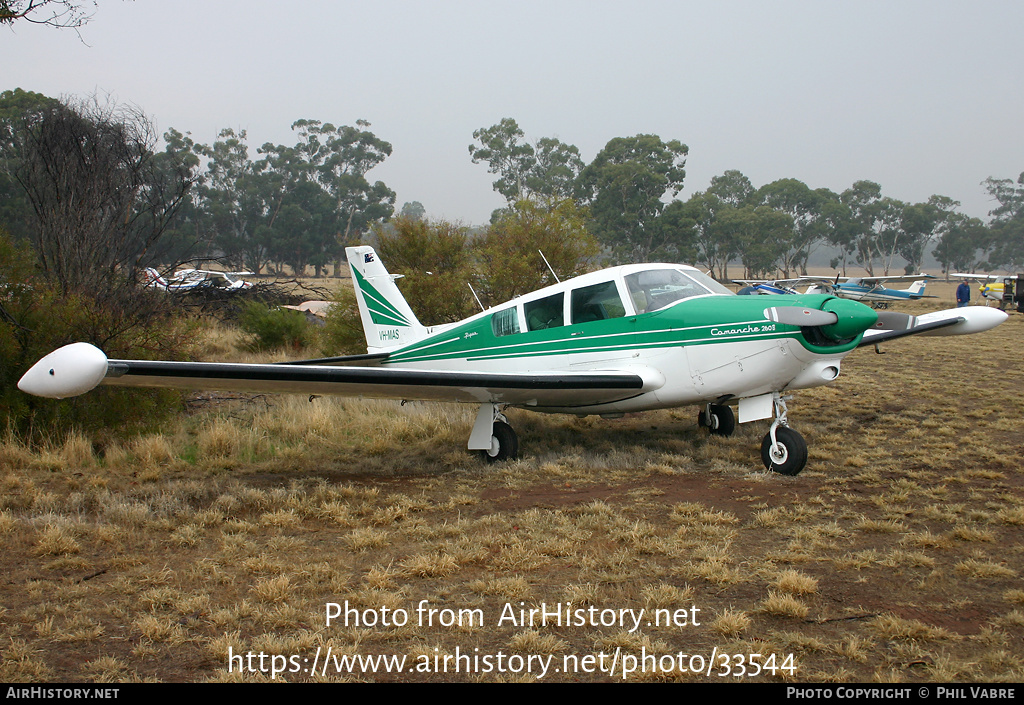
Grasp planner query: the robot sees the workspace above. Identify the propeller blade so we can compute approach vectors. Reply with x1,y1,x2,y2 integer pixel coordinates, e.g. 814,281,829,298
871,311,916,331
763,306,839,327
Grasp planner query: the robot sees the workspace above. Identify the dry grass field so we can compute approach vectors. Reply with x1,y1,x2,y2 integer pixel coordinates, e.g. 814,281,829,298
2,281,1023,682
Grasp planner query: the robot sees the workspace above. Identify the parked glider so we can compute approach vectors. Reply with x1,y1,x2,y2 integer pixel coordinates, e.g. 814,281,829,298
21,248,1006,475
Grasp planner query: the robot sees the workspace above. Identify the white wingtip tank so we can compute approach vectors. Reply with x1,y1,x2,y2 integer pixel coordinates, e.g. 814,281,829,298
916,306,1008,336
18,342,109,399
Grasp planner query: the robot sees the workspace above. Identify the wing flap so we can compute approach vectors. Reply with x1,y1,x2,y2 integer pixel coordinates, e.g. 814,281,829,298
104,360,647,406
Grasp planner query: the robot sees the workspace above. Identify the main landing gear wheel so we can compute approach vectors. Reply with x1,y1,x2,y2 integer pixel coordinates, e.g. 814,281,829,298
698,404,735,437
760,426,808,476
481,421,518,463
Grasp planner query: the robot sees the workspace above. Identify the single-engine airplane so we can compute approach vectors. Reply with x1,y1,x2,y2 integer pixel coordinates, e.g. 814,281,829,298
737,274,936,308
20,248,1007,476
952,273,1023,311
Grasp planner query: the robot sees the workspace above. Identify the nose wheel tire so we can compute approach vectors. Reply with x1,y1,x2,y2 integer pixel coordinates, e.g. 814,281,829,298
481,421,518,463
698,404,735,437
760,426,807,475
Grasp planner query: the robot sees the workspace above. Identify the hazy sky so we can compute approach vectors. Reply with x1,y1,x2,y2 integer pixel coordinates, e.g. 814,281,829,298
4,0,1022,226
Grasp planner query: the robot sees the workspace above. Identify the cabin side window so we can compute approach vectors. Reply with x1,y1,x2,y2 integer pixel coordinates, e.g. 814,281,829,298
524,293,564,331
571,281,626,323
491,307,521,337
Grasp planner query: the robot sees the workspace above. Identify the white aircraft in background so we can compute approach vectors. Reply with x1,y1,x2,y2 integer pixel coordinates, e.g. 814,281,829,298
143,267,254,292
21,248,1006,476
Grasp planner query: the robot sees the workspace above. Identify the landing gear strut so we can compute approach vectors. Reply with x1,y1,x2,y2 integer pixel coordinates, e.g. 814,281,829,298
470,403,518,463
760,395,807,475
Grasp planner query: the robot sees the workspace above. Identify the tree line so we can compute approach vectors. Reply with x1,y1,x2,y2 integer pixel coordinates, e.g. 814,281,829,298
469,118,1024,280
4,91,1020,286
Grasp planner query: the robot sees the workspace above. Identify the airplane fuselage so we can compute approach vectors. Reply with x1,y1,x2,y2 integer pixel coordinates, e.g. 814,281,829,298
376,264,876,416
806,282,926,303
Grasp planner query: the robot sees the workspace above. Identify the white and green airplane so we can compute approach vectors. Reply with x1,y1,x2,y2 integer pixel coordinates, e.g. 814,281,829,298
19,247,1008,475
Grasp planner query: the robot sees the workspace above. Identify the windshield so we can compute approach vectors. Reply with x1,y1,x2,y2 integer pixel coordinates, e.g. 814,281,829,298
625,268,730,312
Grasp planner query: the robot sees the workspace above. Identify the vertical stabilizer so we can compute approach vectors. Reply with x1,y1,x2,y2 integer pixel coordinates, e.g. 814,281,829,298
346,246,428,352
907,280,927,296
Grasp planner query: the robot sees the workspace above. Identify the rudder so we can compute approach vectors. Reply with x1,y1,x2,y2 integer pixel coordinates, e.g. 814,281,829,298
346,246,427,352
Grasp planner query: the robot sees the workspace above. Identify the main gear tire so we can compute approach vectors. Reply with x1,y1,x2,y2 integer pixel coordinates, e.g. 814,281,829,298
481,421,518,463
698,404,736,437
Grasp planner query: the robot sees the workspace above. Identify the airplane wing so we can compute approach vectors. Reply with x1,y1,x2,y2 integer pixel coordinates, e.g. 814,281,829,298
855,274,936,285
733,278,807,286
951,272,1017,281
18,343,656,408
859,306,1007,347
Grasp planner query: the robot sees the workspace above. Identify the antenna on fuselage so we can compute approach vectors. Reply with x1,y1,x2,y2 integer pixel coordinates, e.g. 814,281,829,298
468,282,486,312
538,250,560,283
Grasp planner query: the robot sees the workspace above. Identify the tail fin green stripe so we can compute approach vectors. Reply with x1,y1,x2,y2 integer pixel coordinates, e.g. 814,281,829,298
353,267,411,327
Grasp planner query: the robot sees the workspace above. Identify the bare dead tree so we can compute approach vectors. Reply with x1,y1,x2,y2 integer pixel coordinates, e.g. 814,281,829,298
10,96,198,348
0,0,96,29
14,97,196,296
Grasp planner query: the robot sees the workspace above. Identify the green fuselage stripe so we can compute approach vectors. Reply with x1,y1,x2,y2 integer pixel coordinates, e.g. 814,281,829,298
383,294,861,366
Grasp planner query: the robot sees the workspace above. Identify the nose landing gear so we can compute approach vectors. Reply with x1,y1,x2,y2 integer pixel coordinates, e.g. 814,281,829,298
760,395,807,475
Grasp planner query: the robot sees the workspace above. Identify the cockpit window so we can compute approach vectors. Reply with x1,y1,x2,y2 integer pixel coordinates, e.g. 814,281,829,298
625,268,727,313
571,281,625,324
524,292,564,331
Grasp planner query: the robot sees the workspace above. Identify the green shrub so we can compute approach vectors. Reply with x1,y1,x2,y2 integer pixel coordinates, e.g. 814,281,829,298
0,232,200,442
313,285,365,357
238,301,310,352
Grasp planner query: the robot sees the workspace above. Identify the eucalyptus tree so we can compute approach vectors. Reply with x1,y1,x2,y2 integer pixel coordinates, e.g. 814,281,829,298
816,190,858,273
933,213,989,275
707,169,755,207
756,178,826,277
0,88,61,243
469,118,535,203
672,170,754,280
267,179,339,277
308,119,395,275
148,127,209,266
201,119,395,276
575,134,688,263
983,172,1024,270
399,201,426,221
840,181,906,276
895,196,958,274
468,118,584,205
679,191,732,279
716,206,795,279
198,128,274,273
